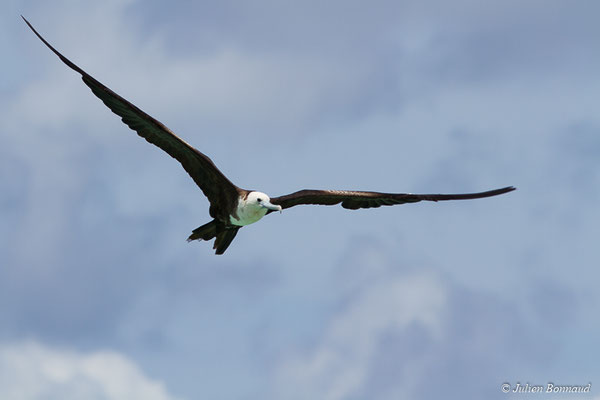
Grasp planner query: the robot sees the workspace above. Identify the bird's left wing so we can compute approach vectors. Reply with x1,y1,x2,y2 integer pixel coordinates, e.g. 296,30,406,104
270,186,516,210
22,16,241,208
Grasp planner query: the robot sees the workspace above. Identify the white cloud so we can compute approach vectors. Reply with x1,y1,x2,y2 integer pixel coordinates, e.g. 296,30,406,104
0,341,180,400
273,272,446,400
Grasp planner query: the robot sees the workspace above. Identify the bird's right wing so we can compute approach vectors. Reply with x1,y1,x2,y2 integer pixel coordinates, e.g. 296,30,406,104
23,16,241,207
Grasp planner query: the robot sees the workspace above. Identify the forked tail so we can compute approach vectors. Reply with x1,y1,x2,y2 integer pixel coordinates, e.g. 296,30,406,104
187,220,240,255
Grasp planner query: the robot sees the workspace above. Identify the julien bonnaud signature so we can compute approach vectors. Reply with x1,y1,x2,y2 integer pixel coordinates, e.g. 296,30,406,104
501,382,592,394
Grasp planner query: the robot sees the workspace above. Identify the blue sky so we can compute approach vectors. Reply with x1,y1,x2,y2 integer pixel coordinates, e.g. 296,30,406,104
1,0,599,399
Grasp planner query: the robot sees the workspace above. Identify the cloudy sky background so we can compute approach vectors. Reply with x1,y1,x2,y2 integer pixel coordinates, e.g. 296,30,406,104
1,0,599,399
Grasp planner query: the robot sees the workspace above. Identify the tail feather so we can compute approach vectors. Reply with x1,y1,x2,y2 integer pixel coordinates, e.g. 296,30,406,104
187,220,240,255
187,220,218,242
213,227,240,255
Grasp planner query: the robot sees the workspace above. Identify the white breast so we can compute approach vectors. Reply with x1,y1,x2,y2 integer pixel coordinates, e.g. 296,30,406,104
229,196,268,226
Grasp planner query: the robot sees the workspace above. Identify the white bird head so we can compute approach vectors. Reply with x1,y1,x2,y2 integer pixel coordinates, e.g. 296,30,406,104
247,191,282,213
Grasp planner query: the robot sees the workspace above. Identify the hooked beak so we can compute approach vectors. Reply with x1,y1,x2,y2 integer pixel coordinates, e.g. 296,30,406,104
263,201,282,213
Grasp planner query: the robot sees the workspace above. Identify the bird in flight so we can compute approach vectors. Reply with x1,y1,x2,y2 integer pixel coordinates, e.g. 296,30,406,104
23,16,515,254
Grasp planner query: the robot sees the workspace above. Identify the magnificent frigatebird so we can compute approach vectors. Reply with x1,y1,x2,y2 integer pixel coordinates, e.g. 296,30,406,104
23,17,515,254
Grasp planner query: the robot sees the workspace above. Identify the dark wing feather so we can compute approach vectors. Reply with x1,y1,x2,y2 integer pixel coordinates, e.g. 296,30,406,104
23,16,241,214
270,186,516,211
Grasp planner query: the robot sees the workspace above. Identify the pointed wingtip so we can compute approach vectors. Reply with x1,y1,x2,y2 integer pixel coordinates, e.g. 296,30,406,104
482,186,517,196
21,15,47,46
485,186,517,197
21,15,32,29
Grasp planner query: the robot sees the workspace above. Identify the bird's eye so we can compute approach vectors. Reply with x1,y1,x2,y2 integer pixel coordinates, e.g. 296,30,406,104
257,198,262,202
